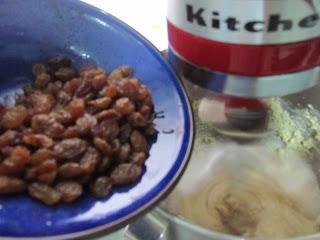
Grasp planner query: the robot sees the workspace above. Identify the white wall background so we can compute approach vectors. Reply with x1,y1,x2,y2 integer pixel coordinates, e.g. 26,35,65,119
82,0,168,50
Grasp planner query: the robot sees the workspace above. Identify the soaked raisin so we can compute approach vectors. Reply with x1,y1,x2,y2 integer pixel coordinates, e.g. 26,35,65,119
63,126,79,139
89,97,112,109
31,114,64,138
0,176,27,194
28,93,55,115
0,130,21,148
79,147,101,174
37,171,57,185
31,149,53,166
95,109,119,122
130,152,147,166
58,163,83,178
114,97,135,116
67,98,85,119
93,137,113,156
35,73,51,89
28,183,61,205
23,134,53,148
107,66,132,81
111,163,142,185
127,112,148,127
0,60,156,205
53,138,87,160
32,64,47,77
75,80,92,97
47,56,71,71
1,106,28,129
117,143,131,163
56,181,83,203
90,177,112,198
130,130,148,153
55,67,77,82
99,119,119,141
76,113,97,136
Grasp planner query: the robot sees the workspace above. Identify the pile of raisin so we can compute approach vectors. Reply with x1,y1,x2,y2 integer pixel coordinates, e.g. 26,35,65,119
0,56,156,205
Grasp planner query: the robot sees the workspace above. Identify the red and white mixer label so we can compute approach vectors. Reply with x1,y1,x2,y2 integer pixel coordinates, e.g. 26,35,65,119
167,0,320,45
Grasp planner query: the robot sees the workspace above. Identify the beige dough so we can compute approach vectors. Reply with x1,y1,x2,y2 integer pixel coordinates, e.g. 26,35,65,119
164,144,320,238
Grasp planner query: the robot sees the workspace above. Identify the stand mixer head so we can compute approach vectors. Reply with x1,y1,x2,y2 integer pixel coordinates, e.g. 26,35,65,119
167,0,320,98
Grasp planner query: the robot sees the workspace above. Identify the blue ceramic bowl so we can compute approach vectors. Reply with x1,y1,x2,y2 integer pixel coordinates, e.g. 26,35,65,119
0,0,193,239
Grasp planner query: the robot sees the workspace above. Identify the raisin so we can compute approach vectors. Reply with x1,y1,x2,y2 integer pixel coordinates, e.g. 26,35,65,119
107,66,132,81
130,152,147,166
79,147,101,174
95,109,120,122
56,181,83,203
130,130,148,153
99,84,119,98
91,73,108,90
63,78,81,94
93,137,113,156
0,130,21,148
35,73,51,89
99,119,119,141
55,67,77,82
28,93,55,115
56,91,72,105
28,183,61,205
111,163,142,185
31,149,53,166
89,97,112,109
75,80,92,97
50,109,73,125
31,114,65,138
1,106,28,129
9,146,31,167
58,163,83,178
117,78,140,100
47,56,71,71
127,112,148,127
76,113,97,136
1,146,14,156
90,177,112,198
0,159,24,176
63,126,79,139
114,97,135,116
23,134,53,148
117,143,131,163
32,64,47,77
0,176,27,194
37,171,57,185
111,139,121,155
24,167,37,181
37,159,57,174
137,85,150,101
143,124,157,136
80,67,105,79
119,124,132,143
97,156,113,174
79,65,96,76
67,98,85,119
53,138,87,160
139,105,152,119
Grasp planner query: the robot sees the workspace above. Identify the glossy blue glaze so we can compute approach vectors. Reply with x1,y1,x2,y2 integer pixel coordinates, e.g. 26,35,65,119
0,0,193,239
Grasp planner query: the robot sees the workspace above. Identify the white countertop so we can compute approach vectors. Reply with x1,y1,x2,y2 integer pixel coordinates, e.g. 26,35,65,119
82,0,168,51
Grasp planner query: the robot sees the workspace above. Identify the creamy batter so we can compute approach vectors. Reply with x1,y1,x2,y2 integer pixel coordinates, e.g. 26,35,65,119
164,144,320,238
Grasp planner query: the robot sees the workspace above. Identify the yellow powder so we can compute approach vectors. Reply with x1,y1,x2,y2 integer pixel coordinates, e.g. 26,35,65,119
268,98,320,157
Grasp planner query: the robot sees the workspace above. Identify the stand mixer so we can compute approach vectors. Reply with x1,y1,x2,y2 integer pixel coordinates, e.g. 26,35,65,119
123,1,320,239
167,0,320,138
